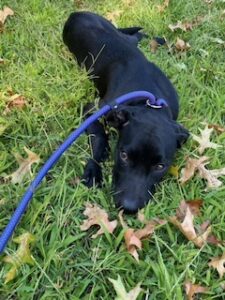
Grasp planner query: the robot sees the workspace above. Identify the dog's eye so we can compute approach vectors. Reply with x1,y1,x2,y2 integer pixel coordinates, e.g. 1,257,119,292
154,163,165,171
120,151,128,162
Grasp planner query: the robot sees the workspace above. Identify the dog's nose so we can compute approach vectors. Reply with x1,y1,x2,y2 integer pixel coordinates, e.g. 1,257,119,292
120,198,140,214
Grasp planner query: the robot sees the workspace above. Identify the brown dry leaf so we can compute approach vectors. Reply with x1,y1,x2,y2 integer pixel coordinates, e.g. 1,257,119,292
119,211,166,261
175,38,191,51
3,94,27,115
69,176,81,187
198,163,225,189
192,125,221,154
168,16,203,32
0,6,14,29
80,203,117,238
176,200,203,219
109,275,142,300
157,0,170,13
208,123,225,134
6,147,40,184
206,233,223,246
150,39,159,53
169,20,193,32
180,156,225,189
150,37,167,53
106,10,122,24
184,281,208,300
137,209,146,223
169,200,212,248
3,232,35,283
208,252,225,278
180,156,208,184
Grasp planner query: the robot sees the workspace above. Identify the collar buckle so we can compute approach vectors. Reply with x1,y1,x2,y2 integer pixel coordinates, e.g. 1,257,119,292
146,98,168,109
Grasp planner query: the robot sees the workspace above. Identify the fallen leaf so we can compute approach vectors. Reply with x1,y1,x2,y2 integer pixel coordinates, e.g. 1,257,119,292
210,37,225,45
180,156,208,184
198,162,225,189
168,16,203,32
169,20,193,32
150,37,167,53
169,165,179,178
208,252,225,278
0,198,6,205
137,209,146,223
184,281,208,300
3,94,27,115
74,0,85,8
169,200,212,248
69,176,81,186
0,125,7,135
3,232,35,283
109,275,142,300
221,10,225,20
192,125,221,154
176,199,203,220
180,156,225,189
175,38,191,51
119,211,166,261
157,0,170,13
106,10,122,24
0,6,14,30
6,147,40,184
150,39,159,53
124,228,142,261
122,0,135,5
208,123,225,134
80,203,117,238
206,234,223,246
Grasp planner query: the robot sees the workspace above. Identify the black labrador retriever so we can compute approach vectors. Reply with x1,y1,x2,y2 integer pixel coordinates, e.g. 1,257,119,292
63,12,189,213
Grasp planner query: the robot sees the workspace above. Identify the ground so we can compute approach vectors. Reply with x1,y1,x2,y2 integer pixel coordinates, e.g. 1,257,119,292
0,0,225,299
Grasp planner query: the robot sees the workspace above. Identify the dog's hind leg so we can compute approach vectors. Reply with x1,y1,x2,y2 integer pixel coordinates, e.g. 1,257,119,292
82,103,109,187
118,27,147,44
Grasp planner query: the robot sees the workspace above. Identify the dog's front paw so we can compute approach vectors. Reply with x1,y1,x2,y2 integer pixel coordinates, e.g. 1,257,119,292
82,160,102,188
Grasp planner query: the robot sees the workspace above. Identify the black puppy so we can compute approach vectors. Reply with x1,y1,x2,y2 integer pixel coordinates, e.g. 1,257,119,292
63,12,189,213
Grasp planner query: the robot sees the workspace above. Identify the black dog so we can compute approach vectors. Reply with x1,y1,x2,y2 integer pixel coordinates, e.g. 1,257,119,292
63,12,189,213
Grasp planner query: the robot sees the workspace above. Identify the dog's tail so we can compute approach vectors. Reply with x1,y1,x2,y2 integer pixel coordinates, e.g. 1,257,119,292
118,27,148,45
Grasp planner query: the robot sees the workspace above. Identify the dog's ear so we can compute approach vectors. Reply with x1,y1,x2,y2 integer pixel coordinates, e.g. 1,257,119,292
106,108,131,129
173,122,189,148
118,27,148,45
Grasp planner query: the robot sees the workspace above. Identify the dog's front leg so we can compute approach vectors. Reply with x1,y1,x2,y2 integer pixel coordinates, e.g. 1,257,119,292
82,117,109,187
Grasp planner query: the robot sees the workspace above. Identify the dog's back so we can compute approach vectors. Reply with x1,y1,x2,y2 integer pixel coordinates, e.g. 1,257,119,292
63,12,179,119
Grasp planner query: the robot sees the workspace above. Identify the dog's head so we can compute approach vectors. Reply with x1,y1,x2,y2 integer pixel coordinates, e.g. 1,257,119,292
107,106,189,213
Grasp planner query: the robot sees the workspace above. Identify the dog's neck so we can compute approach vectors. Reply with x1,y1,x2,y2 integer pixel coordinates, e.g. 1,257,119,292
126,97,173,119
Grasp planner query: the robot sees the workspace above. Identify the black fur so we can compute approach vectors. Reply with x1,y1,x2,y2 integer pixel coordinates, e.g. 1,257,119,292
63,12,189,213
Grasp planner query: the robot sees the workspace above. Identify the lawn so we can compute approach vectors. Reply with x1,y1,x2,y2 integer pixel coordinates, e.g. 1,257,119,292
0,0,225,299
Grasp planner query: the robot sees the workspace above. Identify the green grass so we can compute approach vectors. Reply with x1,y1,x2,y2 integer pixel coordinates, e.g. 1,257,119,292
0,0,225,299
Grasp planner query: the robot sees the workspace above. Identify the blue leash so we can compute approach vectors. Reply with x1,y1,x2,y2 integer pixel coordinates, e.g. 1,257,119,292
0,91,167,254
